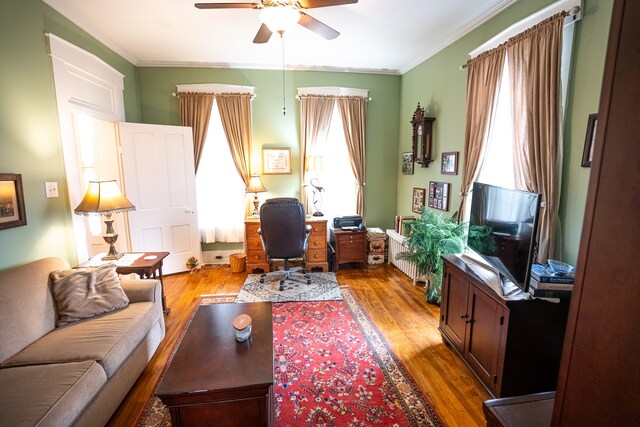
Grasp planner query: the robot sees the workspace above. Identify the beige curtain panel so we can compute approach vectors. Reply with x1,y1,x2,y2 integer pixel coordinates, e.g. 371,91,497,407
458,48,506,222
338,97,367,218
299,96,335,214
508,13,566,262
178,92,215,172
216,94,253,217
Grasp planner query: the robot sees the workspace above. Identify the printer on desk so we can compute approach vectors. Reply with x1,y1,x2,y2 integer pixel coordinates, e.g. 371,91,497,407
333,215,362,229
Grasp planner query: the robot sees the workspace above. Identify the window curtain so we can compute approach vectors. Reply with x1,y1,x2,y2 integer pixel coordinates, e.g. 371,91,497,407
337,97,367,217
457,48,506,222
216,93,253,217
300,96,335,214
178,92,215,172
508,13,566,262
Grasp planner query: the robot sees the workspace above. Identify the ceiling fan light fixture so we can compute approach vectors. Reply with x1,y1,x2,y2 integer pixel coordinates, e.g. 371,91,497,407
259,6,300,34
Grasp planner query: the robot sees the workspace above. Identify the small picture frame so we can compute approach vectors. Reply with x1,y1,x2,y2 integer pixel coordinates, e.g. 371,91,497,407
402,152,414,175
263,148,292,174
441,151,459,175
581,113,598,167
0,173,27,230
428,181,450,211
412,187,425,213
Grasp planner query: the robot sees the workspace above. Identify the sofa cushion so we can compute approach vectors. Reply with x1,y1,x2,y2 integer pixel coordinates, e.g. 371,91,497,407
0,360,106,427
0,257,69,364
50,263,129,326
2,301,161,378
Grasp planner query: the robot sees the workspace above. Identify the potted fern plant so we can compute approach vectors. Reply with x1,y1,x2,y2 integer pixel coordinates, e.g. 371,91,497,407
396,209,467,304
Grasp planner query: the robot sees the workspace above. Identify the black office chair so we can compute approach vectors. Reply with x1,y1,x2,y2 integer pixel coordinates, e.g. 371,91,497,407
258,198,312,291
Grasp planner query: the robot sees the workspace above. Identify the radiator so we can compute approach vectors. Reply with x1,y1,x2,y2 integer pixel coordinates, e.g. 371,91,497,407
386,229,426,285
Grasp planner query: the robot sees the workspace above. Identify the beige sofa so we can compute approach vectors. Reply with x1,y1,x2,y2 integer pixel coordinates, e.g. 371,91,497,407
0,257,165,426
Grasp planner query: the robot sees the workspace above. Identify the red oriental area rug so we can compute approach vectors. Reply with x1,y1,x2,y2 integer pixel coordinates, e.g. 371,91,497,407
138,288,442,426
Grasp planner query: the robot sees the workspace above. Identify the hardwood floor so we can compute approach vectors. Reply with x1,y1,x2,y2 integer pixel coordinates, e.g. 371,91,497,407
107,263,489,426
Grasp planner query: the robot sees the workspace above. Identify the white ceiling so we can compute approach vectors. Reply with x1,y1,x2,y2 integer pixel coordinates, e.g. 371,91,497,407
43,0,518,74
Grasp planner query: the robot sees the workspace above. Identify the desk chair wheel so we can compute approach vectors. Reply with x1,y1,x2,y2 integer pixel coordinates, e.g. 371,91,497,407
279,280,285,291
304,273,311,284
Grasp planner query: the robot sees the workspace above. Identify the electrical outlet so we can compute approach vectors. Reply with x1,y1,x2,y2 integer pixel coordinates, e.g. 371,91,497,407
45,182,59,198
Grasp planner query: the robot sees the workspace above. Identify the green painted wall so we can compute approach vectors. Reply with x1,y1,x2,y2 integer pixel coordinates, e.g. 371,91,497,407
0,0,140,269
0,0,613,269
136,67,401,250
397,0,613,266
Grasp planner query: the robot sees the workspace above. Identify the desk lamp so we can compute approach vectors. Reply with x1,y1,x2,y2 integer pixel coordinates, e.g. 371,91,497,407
246,175,267,216
74,180,136,260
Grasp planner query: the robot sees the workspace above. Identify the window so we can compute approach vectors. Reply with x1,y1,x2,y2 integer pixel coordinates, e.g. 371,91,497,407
314,106,357,220
196,99,246,243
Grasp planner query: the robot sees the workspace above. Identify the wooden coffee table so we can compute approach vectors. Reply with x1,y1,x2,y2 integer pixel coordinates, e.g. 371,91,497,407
156,302,274,427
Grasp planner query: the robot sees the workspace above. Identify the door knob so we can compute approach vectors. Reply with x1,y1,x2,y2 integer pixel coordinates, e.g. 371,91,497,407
184,207,195,214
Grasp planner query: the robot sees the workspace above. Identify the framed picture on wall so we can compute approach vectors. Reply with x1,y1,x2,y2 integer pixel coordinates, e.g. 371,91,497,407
441,151,459,175
402,152,414,175
581,113,598,167
428,181,450,211
412,187,425,213
0,174,27,230
262,148,292,174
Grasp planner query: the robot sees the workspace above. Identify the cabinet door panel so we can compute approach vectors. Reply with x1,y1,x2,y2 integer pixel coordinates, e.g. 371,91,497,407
465,287,505,395
441,269,469,354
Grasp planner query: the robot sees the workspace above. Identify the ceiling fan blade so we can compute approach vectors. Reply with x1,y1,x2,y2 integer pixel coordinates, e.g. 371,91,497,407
297,0,357,9
298,12,340,40
195,2,260,9
253,23,273,44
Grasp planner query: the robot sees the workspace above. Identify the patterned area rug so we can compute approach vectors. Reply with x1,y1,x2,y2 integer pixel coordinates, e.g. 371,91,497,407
137,289,442,426
235,272,343,303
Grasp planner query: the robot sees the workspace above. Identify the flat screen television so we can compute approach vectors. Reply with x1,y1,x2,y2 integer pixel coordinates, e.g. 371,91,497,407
467,182,541,293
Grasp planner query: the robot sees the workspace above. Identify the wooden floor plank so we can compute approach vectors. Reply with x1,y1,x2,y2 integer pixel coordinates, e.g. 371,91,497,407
107,264,488,426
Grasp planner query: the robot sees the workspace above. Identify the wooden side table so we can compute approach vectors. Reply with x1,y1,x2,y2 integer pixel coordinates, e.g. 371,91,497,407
330,227,367,270
115,252,170,315
79,252,171,315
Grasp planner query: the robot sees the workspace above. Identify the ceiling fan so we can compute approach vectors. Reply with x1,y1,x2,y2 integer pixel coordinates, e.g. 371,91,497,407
194,0,358,43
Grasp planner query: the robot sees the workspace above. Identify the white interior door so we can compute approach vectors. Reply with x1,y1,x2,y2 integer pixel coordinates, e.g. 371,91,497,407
119,123,200,274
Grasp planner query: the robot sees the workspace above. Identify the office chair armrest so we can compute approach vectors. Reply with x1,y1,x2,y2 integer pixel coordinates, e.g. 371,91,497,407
303,224,312,252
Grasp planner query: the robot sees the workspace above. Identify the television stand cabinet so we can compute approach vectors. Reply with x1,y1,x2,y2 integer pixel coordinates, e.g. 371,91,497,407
439,255,569,398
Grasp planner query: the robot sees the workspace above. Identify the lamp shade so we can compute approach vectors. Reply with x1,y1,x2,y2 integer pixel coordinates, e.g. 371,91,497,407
74,180,135,216
246,175,267,193
259,5,300,34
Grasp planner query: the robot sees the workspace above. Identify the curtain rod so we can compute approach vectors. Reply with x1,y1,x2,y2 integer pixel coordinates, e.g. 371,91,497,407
171,91,256,100
295,95,372,101
459,5,581,71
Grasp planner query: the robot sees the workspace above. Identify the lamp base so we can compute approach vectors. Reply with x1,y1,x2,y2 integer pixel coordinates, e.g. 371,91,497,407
102,251,124,261
101,218,123,261
312,211,324,217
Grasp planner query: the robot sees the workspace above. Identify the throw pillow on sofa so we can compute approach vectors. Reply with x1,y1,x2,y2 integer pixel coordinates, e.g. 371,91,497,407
50,264,129,326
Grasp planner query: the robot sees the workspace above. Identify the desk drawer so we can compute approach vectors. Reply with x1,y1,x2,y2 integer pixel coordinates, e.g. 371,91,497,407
308,235,326,250
307,248,326,263
246,251,267,263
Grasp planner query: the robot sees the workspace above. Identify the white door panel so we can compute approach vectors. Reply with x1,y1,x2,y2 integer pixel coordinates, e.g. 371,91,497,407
119,123,200,274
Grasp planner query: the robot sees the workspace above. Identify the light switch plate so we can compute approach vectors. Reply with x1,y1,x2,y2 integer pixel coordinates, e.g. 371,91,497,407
45,181,59,198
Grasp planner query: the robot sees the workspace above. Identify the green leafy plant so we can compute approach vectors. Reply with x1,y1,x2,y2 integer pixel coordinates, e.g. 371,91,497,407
396,209,467,304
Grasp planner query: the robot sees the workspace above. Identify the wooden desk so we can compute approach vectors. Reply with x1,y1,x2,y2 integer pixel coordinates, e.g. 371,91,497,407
244,217,328,273
115,252,170,315
156,302,274,427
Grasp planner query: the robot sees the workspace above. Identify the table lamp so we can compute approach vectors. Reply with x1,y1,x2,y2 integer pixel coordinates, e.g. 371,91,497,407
246,175,267,216
74,180,136,260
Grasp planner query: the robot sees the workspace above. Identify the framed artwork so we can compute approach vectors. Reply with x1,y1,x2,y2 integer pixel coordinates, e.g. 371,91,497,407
581,113,598,167
262,148,292,174
0,174,27,230
441,151,459,175
412,187,425,213
402,152,414,175
428,181,450,211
